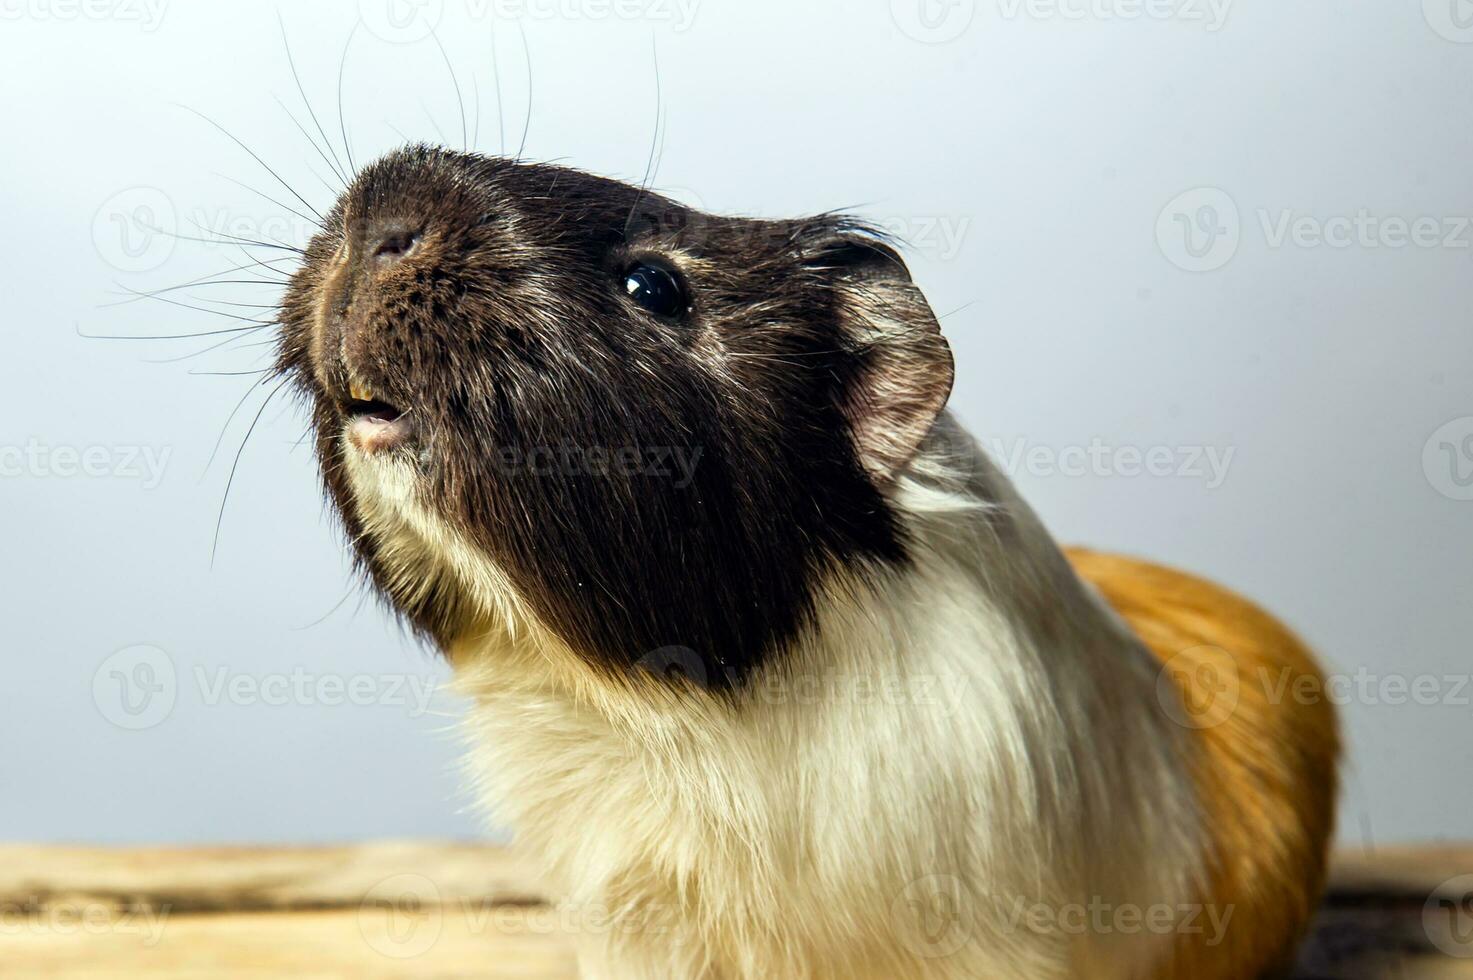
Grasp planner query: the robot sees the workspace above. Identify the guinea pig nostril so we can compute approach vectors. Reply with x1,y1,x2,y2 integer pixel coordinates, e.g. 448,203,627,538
372,230,418,264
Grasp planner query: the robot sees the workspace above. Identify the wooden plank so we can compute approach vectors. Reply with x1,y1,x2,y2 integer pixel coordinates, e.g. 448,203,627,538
0,840,545,912
1,841,1471,977
0,908,580,979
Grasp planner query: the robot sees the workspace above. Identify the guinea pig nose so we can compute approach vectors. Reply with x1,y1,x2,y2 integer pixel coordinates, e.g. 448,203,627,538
371,229,418,266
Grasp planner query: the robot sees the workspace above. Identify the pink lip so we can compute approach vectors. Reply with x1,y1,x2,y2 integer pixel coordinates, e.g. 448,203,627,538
347,411,414,453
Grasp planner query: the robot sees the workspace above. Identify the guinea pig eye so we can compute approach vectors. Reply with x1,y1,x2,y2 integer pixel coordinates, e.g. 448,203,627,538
622,261,688,319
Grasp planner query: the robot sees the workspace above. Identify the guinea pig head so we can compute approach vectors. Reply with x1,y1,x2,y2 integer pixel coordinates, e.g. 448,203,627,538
277,145,953,686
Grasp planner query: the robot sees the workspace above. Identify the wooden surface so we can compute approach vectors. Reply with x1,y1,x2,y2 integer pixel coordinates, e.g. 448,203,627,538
1,840,1470,977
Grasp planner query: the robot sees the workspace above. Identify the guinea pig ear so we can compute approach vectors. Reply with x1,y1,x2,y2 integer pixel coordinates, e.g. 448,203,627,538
807,226,955,484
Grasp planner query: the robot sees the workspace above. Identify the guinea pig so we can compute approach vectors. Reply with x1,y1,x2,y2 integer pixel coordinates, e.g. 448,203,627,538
275,144,1339,979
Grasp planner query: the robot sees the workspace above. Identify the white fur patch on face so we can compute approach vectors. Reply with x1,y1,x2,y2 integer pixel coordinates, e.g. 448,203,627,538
341,436,544,644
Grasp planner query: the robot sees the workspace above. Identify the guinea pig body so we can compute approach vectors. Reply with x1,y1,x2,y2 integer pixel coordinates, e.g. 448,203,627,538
278,146,1338,979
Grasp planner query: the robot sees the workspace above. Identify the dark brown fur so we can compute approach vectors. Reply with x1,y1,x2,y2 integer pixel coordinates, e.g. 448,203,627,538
277,145,953,685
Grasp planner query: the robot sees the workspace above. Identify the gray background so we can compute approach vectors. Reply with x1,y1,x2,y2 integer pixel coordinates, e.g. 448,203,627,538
1,0,1468,847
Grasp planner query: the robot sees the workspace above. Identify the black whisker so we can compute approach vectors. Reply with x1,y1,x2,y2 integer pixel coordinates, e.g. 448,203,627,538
515,21,533,161
204,376,274,479
180,104,326,226
490,22,505,154
470,73,481,151
222,240,301,282
131,222,305,255
337,21,361,177
185,297,285,311
101,270,291,307
418,98,450,146
279,12,351,186
302,159,345,199
430,28,468,153
274,94,351,193
118,289,275,325
78,319,268,341
214,172,326,235
212,376,291,567
143,330,267,364
625,37,663,237
292,586,358,631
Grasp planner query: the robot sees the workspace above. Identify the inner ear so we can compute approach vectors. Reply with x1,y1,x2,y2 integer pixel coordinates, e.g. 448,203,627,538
811,231,955,485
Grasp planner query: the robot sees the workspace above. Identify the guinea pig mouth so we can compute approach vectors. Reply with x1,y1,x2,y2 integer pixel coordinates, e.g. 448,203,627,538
344,396,414,454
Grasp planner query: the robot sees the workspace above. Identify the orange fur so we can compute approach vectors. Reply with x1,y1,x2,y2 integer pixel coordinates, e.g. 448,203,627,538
1066,549,1340,979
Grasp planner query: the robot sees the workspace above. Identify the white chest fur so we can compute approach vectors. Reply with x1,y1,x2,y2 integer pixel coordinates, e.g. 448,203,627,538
438,440,1206,980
